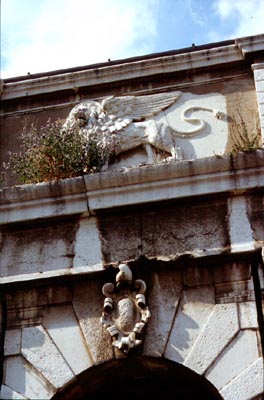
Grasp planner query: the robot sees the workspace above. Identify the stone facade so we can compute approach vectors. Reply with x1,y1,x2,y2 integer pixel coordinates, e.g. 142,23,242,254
1,34,264,399
253,62,264,140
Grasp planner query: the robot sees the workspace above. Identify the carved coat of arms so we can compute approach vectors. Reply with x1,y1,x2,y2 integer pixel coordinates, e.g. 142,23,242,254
101,264,151,353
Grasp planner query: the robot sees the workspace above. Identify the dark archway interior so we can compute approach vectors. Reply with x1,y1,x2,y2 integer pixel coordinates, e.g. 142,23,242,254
52,356,223,400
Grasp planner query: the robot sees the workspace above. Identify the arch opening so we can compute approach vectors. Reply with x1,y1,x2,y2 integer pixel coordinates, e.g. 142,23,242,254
52,356,223,400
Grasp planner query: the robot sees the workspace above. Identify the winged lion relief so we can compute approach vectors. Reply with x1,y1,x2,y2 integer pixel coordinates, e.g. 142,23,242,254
63,92,224,166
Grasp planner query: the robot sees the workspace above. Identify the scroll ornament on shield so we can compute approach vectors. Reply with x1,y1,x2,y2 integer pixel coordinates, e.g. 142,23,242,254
100,264,151,353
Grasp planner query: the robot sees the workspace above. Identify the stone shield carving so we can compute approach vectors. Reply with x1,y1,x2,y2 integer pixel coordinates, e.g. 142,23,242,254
101,264,151,353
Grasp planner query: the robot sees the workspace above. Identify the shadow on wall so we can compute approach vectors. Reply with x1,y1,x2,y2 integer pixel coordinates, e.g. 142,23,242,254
167,312,199,363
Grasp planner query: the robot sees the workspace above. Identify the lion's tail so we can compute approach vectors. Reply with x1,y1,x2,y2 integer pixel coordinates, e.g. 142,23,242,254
170,106,224,138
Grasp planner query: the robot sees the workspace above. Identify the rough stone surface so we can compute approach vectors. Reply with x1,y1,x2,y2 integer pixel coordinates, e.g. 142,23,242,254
4,329,21,356
184,303,239,374
220,357,264,400
21,325,74,388
0,384,28,399
0,217,79,277
43,305,93,374
238,302,258,329
213,262,255,304
143,269,182,357
212,262,251,284
253,62,264,140
98,210,142,263
4,355,55,399
141,200,228,259
206,330,259,390
5,286,72,329
228,196,255,252
165,286,215,363
73,280,114,363
254,66,264,81
73,216,103,270
182,264,213,287
98,199,228,264
247,193,264,242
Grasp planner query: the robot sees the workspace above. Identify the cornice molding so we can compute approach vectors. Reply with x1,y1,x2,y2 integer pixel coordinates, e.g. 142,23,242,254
236,35,264,57
2,34,264,101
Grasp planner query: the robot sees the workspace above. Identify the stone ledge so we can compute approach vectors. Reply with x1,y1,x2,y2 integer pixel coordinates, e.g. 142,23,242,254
0,175,88,224
1,150,264,224
0,248,262,288
0,264,104,287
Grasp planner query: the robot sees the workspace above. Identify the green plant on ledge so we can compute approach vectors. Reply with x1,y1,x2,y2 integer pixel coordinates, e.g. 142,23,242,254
231,110,261,154
4,118,116,184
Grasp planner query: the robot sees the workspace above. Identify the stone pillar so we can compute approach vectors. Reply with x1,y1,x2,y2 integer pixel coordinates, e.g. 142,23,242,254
0,298,5,389
252,62,264,142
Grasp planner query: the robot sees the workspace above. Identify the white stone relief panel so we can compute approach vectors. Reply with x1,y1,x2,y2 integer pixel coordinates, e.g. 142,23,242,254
3,355,54,399
184,303,239,374
43,305,93,374
4,329,21,356
220,357,264,400
164,286,215,363
158,92,228,160
64,91,227,169
206,330,259,390
21,325,74,389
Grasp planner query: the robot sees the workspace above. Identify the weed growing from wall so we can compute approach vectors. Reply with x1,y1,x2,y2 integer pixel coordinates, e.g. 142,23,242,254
231,110,261,154
4,118,116,184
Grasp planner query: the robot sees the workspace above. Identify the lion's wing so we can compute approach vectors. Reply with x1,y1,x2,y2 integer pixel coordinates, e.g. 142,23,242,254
102,92,181,121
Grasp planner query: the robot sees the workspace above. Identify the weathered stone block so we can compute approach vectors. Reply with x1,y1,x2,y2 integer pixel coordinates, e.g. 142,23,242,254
141,200,228,259
220,357,264,400
21,325,74,388
238,302,258,329
73,280,114,363
5,285,72,329
184,303,239,374
43,305,93,374
4,329,21,356
97,210,142,264
4,355,55,399
254,67,264,82
143,269,182,357
73,216,103,270
247,193,264,242
0,216,79,277
98,200,229,264
183,264,213,287
206,330,259,390
165,286,215,364
228,196,255,253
